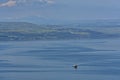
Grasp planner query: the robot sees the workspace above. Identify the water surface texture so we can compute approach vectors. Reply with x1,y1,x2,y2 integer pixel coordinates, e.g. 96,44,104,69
0,39,120,80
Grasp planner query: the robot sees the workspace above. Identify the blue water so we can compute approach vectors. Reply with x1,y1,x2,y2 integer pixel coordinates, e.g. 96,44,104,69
0,39,120,80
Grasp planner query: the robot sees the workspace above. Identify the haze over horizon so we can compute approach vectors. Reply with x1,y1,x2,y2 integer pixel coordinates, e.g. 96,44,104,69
0,0,120,24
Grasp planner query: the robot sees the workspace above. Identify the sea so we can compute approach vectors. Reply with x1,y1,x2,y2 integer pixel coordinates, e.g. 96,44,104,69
0,38,120,80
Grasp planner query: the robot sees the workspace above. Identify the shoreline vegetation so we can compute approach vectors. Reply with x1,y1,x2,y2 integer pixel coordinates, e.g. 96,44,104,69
0,22,119,41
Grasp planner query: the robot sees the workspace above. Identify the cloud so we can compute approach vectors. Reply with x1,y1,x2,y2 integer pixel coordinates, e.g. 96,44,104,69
0,0,55,7
0,0,16,7
17,0,55,5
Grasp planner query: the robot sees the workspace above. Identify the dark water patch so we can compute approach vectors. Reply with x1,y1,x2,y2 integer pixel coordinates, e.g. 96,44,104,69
0,63,16,67
0,77,5,80
25,46,100,53
26,48,97,53
32,53,119,62
0,60,8,62
77,69,120,75
9,47,116,57
26,49,116,54
80,60,120,67
0,45,10,50
40,54,106,60
0,70,72,73
0,62,62,68
0,63,46,68
0,69,120,75
0,60,16,68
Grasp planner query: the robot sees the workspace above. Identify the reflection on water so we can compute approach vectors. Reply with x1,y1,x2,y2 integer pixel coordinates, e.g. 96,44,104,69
0,39,120,80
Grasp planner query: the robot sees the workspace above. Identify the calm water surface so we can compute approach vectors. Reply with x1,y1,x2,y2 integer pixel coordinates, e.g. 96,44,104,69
0,39,120,80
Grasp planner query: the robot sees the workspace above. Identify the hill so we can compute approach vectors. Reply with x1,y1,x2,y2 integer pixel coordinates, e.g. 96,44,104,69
0,22,119,41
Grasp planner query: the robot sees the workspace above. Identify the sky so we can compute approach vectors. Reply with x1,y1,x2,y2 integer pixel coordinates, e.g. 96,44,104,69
0,0,120,24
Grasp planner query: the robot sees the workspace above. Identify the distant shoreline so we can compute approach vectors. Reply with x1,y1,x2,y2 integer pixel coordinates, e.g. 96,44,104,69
0,22,120,41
